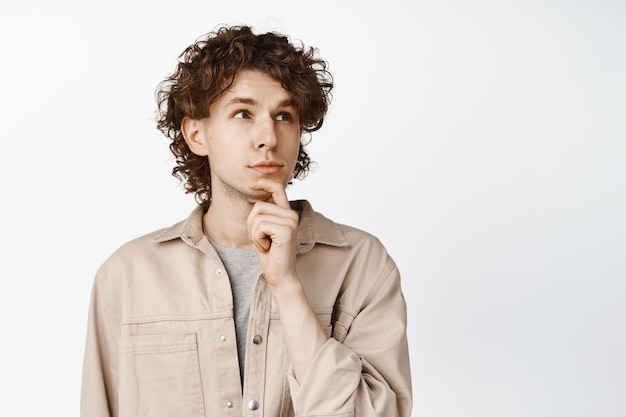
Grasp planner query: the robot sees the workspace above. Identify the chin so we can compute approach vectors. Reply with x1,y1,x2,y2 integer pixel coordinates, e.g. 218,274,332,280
245,188,274,203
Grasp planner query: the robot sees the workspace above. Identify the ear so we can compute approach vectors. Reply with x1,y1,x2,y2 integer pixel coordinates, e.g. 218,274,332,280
181,117,209,156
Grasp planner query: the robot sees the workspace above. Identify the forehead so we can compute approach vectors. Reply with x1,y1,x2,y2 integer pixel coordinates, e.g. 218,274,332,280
218,70,295,105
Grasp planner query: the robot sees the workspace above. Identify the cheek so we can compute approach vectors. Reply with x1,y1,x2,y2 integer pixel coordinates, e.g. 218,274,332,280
290,131,302,155
289,139,301,160
207,135,241,157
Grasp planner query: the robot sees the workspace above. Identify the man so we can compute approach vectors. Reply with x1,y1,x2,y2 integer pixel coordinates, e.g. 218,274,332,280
81,25,412,417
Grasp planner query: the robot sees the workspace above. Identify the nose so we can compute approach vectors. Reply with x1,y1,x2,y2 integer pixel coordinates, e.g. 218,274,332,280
255,117,278,150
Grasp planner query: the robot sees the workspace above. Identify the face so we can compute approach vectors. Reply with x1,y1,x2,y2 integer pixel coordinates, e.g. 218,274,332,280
183,70,303,204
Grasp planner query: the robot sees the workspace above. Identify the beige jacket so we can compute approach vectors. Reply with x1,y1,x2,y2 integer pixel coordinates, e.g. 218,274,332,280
81,200,412,417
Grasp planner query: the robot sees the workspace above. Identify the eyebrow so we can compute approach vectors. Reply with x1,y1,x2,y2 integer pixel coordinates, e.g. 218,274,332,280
225,97,297,108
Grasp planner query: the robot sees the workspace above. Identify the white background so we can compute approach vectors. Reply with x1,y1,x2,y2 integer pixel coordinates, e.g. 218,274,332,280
1,0,624,416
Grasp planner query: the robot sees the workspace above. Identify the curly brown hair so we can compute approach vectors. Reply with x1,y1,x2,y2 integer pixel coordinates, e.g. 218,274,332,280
155,25,333,207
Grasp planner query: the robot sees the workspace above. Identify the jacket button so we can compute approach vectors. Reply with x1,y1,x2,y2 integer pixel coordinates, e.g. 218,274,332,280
219,335,227,343
248,400,259,410
226,401,234,408
215,268,223,277
252,334,262,345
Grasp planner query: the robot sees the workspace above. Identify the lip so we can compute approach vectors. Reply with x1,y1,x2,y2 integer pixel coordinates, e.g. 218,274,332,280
250,160,283,174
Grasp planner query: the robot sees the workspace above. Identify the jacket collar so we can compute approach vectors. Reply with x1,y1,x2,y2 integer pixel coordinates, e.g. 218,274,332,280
152,200,349,253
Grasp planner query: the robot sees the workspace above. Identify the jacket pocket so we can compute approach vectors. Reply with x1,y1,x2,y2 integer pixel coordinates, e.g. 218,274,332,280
118,333,205,417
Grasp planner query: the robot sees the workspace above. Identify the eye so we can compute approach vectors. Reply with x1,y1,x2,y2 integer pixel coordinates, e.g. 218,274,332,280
233,110,251,119
275,112,292,121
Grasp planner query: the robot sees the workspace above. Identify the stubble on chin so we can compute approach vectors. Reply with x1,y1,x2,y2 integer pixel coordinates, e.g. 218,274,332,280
220,183,274,207
245,189,274,204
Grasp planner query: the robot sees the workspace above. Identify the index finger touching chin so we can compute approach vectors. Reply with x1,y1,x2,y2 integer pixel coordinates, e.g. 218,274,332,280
248,179,290,209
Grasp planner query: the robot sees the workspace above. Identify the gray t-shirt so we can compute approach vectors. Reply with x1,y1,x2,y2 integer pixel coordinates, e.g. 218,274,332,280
210,241,262,386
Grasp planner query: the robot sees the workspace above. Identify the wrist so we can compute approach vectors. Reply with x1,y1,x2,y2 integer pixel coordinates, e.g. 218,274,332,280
266,273,303,301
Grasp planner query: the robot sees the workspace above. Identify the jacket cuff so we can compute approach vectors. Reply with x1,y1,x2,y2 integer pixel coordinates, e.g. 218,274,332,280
287,337,362,416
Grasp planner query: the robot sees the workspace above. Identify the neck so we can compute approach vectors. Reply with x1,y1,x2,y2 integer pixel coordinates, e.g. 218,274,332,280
203,196,255,249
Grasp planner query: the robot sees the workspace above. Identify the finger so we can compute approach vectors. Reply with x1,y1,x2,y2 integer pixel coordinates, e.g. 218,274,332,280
249,179,290,209
248,213,298,232
252,220,294,247
248,212,295,241
247,214,271,252
247,206,298,238
252,231,271,252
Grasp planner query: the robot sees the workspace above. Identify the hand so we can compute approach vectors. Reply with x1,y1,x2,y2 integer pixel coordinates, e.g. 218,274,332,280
247,179,328,381
246,179,300,288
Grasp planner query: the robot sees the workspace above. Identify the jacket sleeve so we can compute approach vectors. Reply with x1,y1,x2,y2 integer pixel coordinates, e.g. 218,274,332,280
287,258,412,417
81,269,120,417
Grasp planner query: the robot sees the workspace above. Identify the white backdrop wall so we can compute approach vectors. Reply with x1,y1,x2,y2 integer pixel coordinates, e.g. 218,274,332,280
1,1,624,416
